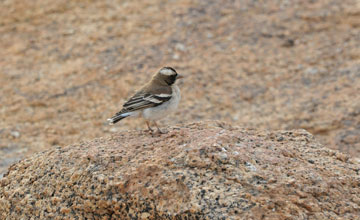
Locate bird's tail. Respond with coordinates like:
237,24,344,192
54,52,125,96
107,114,129,125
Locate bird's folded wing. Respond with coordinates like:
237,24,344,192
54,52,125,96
119,92,172,113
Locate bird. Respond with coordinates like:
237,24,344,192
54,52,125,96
107,67,183,134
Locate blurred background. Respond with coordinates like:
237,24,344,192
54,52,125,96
0,0,359,177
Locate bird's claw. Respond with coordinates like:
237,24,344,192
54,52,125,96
156,129,168,134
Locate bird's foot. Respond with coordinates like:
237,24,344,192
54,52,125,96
145,128,154,133
153,122,167,135
156,128,168,134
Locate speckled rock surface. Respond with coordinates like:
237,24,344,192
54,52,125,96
1,121,359,219
1,0,360,176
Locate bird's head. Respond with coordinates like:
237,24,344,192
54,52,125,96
153,67,184,86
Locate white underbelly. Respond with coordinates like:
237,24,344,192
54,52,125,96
142,85,181,121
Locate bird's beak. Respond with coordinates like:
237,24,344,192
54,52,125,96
177,74,184,79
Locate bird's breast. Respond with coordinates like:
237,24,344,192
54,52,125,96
142,85,181,121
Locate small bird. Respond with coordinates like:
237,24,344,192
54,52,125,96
107,67,183,134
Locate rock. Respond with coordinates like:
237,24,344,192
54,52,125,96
175,43,186,52
1,0,360,178
1,122,359,219
305,67,319,75
281,39,295,47
10,131,20,138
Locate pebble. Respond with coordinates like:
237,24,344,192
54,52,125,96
10,131,20,138
175,43,186,51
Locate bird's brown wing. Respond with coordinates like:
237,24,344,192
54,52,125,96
116,86,172,115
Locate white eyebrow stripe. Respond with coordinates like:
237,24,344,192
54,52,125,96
160,69,175,76
154,93,172,97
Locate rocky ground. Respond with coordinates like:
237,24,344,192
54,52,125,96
1,121,359,219
0,0,360,176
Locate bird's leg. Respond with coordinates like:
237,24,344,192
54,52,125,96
146,120,153,133
154,121,167,134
